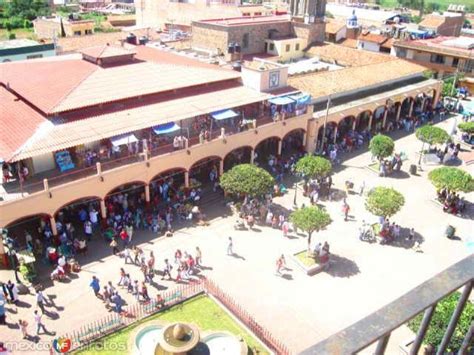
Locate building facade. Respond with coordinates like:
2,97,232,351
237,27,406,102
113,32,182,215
0,39,56,62
392,36,474,78
34,16,95,39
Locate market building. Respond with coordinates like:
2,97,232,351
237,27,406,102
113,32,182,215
0,37,441,263
0,39,56,63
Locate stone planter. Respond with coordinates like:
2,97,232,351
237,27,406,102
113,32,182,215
292,250,329,276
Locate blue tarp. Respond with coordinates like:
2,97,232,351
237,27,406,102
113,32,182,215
289,93,311,106
211,109,239,121
153,122,180,135
268,96,295,105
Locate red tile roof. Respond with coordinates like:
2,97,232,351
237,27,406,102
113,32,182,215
359,33,389,45
0,86,48,161
0,46,239,115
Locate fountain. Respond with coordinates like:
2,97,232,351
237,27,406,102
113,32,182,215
132,322,247,355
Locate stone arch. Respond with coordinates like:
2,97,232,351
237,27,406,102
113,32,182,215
223,146,253,171
401,97,413,117
4,213,51,248
189,156,221,184
282,128,306,155
371,106,386,133
355,110,372,132
338,115,356,138
149,168,187,185
254,136,281,163
104,181,147,202
53,196,102,219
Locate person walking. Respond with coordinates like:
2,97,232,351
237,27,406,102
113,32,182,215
342,199,350,222
275,256,283,276
109,238,119,255
117,268,126,286
195,247,202,267
147,251,155,274
36,290,46,314
90,276,100,298
123,247,133,265
161,259,173,280
84,220,93,241
19,319,29,339
34,310,48,335
227,237,233,256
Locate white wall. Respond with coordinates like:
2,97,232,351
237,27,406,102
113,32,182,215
32,152,56,174
335,27,347,42
357,40,380,53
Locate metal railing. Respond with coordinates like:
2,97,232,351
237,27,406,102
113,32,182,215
300,254,474,355
59,278,289,354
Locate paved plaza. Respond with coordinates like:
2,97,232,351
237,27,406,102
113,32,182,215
1,116,472,354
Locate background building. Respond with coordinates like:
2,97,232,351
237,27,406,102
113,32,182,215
391,36,474,77
0,39,56,62
34,16,95,39
418,12,465,37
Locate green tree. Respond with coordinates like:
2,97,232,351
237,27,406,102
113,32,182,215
458,122,474,135
408,292,474,352
365,186,405,219
415,125,450,146
428,167,474,193
289,206,331,246
295,155,332,181
219,164,275,197
369,134,395,161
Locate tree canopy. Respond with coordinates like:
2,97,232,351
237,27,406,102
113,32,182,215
295,155,332,180
428,167,474,193
408,292,473,352
1,0,50,30
458,122,474,135
365,186,405,219
415,125,450,146
219,164,275,197
369,134,395,161
289,206,331,244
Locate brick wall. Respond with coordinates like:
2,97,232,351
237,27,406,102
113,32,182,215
438,16,464,37
292,21,325,49
34,19,61,39
192,21,293,55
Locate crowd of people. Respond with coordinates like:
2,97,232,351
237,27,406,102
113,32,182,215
438,189,466,215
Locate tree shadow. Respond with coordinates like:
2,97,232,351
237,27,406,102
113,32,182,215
388,170,411,179
388,229,425,250
325,254,360,278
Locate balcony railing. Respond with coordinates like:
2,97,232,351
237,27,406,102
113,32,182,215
300,254,474,355
0,111,306,201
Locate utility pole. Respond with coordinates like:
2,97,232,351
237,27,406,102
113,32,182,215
319,95,331,153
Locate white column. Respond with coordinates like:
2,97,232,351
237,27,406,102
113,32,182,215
408,100,414,117
184,171,190,188
396,104,402,121
382,109,388,130
145,184,150,203
333,126,338,144
250,149,255,164
219,160,224,176
50,216,58,236
100,199,107,219
277,140,282,155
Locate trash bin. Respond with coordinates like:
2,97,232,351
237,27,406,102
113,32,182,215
409,164,417,175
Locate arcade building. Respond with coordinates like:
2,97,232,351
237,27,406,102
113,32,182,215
0,38,440,264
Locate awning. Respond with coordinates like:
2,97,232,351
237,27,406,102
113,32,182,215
153,122,180,135
268,96,295,105
289,93,312,106
211,109,239,121
111,133,138,147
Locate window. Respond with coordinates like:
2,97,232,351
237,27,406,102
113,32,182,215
397,48,407,58
242,33,249,49
285,44,290,52
254,12,262,16
73,31,82,36
295,43,300,51
26,54,43,60
269,43,275,51
430,54,445,64
452,57,459,68
85,29,93,35
242,12,250,16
